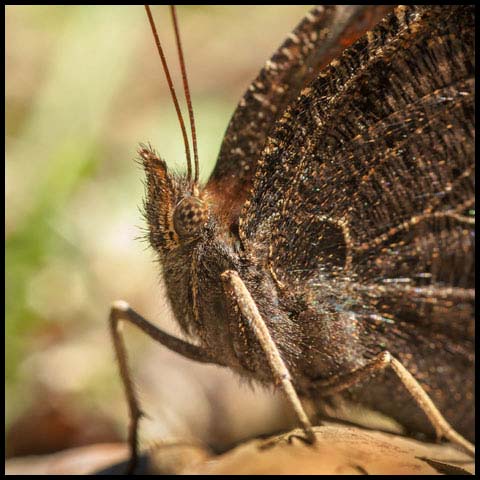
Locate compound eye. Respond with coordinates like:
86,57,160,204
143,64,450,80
173,196,209,239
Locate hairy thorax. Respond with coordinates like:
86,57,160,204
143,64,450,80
161,217,309,384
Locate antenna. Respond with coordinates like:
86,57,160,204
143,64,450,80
170,5,200,184
144,5,193,183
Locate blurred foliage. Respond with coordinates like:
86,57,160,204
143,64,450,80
6,5,312,453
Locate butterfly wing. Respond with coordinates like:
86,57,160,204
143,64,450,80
206,5,394,218
239,5,474,438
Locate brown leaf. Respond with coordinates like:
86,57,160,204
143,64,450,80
5,423,475,475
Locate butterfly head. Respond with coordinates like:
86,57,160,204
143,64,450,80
139,145,210,254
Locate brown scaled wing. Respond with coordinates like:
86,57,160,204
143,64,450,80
207,5,394,218
240,5,474,440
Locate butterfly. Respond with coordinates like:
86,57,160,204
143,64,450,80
109,5,474,472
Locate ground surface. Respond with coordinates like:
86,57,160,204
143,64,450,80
5,422,474,475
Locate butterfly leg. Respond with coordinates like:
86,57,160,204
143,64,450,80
221,270,316,445
109,300,220,474
313,351,474,456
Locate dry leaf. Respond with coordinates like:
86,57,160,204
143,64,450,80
5,422,474,475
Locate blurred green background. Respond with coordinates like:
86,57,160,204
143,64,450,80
6,5,312,457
